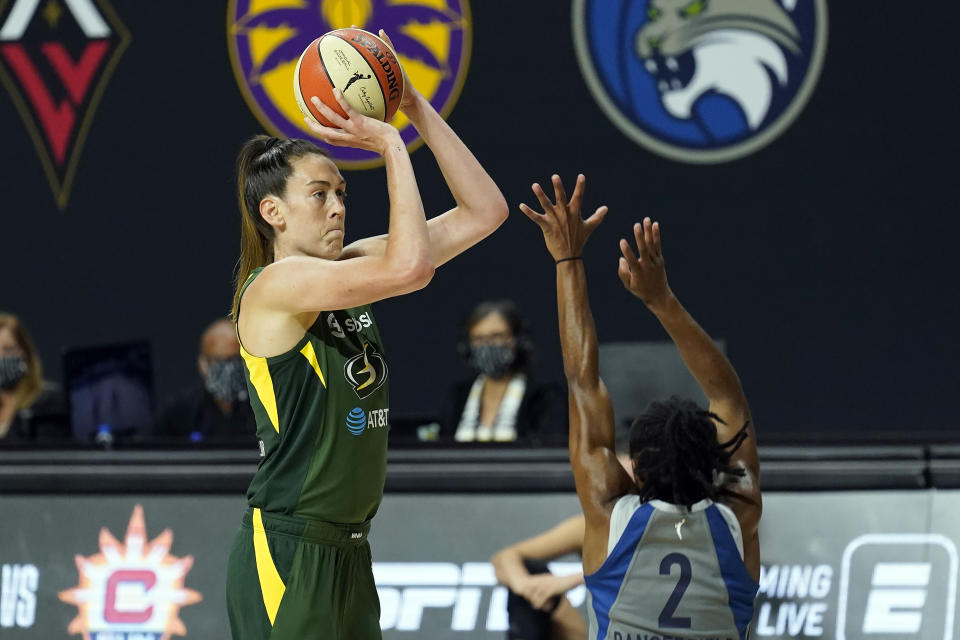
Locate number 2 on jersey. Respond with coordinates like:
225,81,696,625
658,553,692,628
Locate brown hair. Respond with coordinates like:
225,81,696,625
230,135,330,321
0,313,43,409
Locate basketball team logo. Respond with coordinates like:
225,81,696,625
344,342,387,399
58,505,202,640
572,0,828,163
228,0,472,169
0,0,129,208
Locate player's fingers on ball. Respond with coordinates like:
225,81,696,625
331,89,357,119
531,183,554,212
312,97,348,128
551,174,568,207
378,29,395,49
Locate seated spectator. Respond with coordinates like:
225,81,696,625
0,313,68,444
440,300,567,443
156,318,256,442
490,433,634,640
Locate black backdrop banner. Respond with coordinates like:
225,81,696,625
1,0,957,438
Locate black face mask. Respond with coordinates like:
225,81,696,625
468,344,515,379
0,356,27,391
204,357,248,404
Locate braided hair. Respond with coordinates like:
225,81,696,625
629,396,751,510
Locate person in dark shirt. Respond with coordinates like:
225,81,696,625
156,318,256,442
440,300,567,444
0,313,68,445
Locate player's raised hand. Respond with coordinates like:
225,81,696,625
304,89,403,156
520,174,608,263
618,217,671,308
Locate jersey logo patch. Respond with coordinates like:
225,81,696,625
344,342,388,399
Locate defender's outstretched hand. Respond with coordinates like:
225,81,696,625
617,217,671,308
303,89,402,156
520,174,608,262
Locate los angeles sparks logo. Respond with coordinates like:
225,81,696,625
573,0,827,163
0,0,129,208
228,0,471,169
58,505,202,640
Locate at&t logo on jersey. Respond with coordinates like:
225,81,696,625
227,0,472,170
346,406,389,435
58,505,202,640
572,0,827,163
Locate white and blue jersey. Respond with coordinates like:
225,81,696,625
585,496,759,640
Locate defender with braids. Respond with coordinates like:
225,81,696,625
521,175,760,640
226,32,508,640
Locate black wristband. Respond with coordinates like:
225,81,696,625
555,256,583,265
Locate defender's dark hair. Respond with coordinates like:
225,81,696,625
630,396,750,510
459,299,534,374
230,135,330,321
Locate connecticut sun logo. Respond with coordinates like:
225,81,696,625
58,505,202,640
573,0,827,163
228,0,471,169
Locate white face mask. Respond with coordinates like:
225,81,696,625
0,356,27,391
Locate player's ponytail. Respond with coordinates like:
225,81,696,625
230,135,330,321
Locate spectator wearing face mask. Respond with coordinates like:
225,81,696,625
0,313,68,444
440,300,567,443
155,318,256,442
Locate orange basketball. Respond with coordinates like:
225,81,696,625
294,28,405,128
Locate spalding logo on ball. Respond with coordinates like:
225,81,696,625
294,29,405,127
228,0,471,170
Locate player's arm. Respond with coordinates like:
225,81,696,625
490,515,584,595
340,30,508,267
521,175,634,572
250,92,434,313
617,219,761,527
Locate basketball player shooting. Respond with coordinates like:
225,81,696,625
520,175,761,639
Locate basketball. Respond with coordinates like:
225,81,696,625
294,28,405,128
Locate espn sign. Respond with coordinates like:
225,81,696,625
837,534,958,640
374,562,585,632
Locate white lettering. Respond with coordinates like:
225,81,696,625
0,565,38,629
396,588,457,630
15,565,37,628
805,602,826,636
758,564,833,599
862,562,930,633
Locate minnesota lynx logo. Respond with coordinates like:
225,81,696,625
0,0,129,208
573,0,827,163
228,0,472,170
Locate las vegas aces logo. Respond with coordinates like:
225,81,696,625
0,0,130,208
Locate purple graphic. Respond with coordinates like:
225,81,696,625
228,0,471,168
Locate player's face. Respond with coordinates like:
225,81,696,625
281,154,347,260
